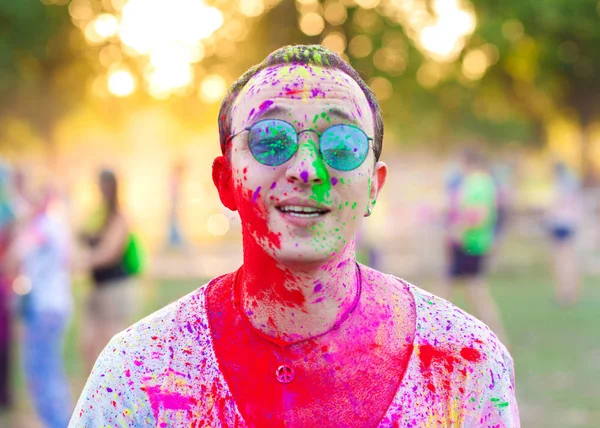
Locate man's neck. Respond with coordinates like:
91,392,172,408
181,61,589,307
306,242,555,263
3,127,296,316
237,243,361,344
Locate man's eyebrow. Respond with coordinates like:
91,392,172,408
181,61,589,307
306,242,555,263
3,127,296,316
247,104,288,126
326,107,359,125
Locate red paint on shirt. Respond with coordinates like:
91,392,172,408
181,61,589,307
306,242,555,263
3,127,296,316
460,347,482,362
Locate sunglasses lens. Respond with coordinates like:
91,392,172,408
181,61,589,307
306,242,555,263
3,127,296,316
248,120,298,166
320,125,369,171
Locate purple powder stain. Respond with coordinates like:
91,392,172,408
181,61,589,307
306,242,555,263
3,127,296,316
270,181,277,189
259,99,274,112
106,387,113,392
323,353,334,363
489,369,496,390
353,100,363,117
252,186,261,203
310,88,325,98
249,100,274,122
313,297,325,303
331,177,338,186
314,283,323,292
300,170,309,183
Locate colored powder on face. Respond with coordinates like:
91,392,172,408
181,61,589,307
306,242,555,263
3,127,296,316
314,283,323,292
307,146,332,205
248,100,274,123
285,88,304,96
311,88,325,98
270,182,277,189
300,171,309,183
331,177,338,186
252,186,261,203
238,185,281,251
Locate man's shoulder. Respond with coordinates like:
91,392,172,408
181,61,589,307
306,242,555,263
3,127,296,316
402,279,510,360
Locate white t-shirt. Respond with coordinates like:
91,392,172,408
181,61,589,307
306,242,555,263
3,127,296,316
70,274,519,427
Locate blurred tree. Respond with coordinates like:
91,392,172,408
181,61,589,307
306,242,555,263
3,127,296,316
0,0,91,156
471,0,600,182
2,0,600,183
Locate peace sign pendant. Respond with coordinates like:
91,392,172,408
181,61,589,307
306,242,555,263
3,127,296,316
276,364,295,383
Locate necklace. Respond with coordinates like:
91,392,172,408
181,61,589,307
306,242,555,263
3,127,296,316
233,263,363,384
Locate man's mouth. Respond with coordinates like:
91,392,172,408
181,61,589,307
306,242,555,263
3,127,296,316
276,205,331,218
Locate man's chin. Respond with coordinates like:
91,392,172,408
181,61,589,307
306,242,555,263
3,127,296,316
272,248,339,269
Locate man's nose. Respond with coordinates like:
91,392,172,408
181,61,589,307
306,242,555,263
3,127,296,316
285,131,326,185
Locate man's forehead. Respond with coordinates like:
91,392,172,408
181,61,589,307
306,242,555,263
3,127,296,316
231,63,371,127
235,64,360,104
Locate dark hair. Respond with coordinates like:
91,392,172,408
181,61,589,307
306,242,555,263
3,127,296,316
461,147,485,166
218,45,384,161
99,169,119,215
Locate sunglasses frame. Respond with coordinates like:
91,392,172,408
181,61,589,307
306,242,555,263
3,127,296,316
226,118,374,171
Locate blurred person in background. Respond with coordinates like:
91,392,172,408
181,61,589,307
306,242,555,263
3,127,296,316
439,148,509,346
8,177,73,428
545,161,583,306
489,161,516,270
166,160,186,249
79,169,139,374
72,45,518,427
0,161,15,411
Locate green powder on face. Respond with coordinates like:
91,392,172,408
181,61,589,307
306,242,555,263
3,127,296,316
351,202,357,210
295,66,312,80
306,142,332,205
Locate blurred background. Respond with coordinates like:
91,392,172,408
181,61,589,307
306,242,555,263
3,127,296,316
0,0,599,427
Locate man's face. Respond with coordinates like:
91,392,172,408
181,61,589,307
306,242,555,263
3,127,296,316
222,64,386,266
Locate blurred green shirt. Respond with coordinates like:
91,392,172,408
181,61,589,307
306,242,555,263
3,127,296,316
459,171,497,256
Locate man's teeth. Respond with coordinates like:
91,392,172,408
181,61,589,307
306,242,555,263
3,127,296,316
279,205,327,216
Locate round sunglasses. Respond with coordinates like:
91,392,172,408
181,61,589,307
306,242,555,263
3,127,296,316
226,119,373,171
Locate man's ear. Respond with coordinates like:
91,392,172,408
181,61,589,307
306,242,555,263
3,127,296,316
370,161,387,201
212,156,238,211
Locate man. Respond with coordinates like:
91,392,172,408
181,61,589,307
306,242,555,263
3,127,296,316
70,45,519,427
439,149,509,346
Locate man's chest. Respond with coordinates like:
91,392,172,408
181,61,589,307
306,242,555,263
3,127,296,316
216,325,411,427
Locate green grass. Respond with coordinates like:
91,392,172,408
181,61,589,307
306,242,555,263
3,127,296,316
3,271,599,427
